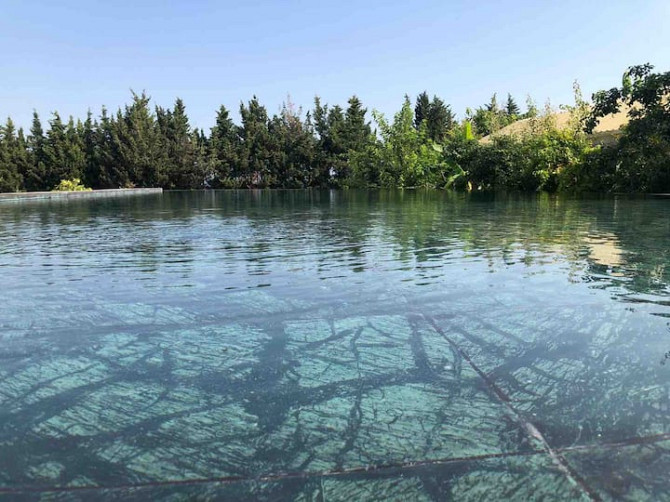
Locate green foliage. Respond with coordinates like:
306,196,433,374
267,98,317,188
95,107,122,188
414,92,455,142
586,64,670,192
470,93,510,137
208,105,241,188
351,97,462,188
43,113,81,188
81,111,99,189
342,95,373,180
312,98,346,186
113,91,167,188
1,65,667,194
157,98,204,189
414,92,431,130
464,121,474,141
506,94,520,118
524,96,539,120
310,95,373,187
0,118,26,192
25,111,48,191
426,96,454,142
466,102,597,192
238,96,272,187
53,178,91,191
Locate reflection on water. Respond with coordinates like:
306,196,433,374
584,233,624,269
0,190,668,500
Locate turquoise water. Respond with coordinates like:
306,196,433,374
0,190,669,501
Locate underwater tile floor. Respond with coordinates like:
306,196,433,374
0,288,668,501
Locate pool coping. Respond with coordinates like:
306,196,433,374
0,188,163,202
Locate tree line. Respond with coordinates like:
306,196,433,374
0,63,668,193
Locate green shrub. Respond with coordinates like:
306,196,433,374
53,178,92,192
586,64,670,192
463,99,597,192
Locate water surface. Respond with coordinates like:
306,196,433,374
1,190,669,500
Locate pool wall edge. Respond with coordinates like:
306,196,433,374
0,188,163,201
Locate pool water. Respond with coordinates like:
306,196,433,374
0,190,668,501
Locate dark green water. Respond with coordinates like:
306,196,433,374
0,190,668,501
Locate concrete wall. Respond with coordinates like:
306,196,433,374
0,188,163,202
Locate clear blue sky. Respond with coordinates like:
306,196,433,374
1,0,668,131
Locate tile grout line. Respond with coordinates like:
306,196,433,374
422,313,602,502
0,429,668,495
0,451,546,495
560,432,670,452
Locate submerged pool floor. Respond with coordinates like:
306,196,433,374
1,287,668,501
1,191,669,500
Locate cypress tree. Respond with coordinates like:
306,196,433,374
341,95,372,181
209,105,241,187
14,128,31,190
323,104,347,183
486,93,499,112
311,97,341,186
239,96,271,187
26,111,48,190
413,93,455,142
506,93,520,117
65,116,86,181
160,98,201,188
426,96,454,142
191,127,210,188
97,106,122,188
271,98,315,187
414,91,431,130
0,118,24,192
43,112,69,188
113,91,166,187
81,111,100,188
344,96,371,150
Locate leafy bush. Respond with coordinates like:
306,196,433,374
349,98,468,188
586,64,670,192
53,178,92,192
461,92,597,192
